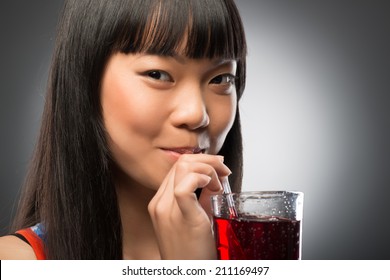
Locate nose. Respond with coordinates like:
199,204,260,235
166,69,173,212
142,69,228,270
169,85,210,130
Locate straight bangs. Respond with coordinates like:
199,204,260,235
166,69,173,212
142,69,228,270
114,0,246,61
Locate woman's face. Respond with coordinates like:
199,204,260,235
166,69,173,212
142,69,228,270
101,52,237,190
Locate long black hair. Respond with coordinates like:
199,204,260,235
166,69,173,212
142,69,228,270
13,0,247,259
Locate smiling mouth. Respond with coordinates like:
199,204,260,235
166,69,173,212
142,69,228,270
162,147,205,155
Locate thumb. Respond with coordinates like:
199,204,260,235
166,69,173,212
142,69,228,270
198,179,224,217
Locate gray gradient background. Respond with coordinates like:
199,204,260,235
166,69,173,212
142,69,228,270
0,1,389,259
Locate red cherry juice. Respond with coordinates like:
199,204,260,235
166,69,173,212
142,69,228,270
213,215,301,260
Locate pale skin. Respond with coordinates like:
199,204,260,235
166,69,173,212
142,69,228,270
0,51,237,259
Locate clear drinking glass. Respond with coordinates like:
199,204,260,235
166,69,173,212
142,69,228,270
211,191,304,260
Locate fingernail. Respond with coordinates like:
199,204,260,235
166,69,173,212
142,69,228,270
202,174,212,184
217,155,224,162
203,175,212,188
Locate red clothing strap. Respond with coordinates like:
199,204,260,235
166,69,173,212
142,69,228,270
16,228,46,260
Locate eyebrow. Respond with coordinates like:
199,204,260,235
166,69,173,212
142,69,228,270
170,53,236,66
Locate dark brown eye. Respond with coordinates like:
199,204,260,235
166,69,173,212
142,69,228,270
210,74,236,85
147,70,172,82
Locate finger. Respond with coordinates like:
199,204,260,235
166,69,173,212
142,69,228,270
198,178,225,216
154,162,219,219
173,161,223,193
149,154,229,219
175,154,231,178
151,154,225,203
148,165,177,218
174,173,212,219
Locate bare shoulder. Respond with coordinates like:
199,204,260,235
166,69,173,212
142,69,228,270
0,235,37,260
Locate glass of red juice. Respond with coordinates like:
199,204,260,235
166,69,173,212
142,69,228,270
211,191,304,260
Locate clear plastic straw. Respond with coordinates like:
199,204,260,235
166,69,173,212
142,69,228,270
221,177,238,218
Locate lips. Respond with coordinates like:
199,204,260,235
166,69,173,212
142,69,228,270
163,147,205,155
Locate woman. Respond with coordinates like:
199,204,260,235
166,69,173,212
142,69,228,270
0,0,246,259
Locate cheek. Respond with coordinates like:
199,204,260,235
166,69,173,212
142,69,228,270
207,94,237,154
101,74,163,142
100,70,167,185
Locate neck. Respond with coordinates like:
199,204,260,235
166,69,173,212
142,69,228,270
114,169,161,260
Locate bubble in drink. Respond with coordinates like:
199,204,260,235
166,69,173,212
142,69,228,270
213,215,301,260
